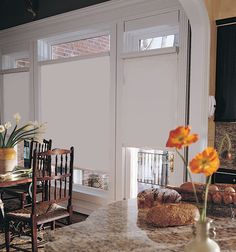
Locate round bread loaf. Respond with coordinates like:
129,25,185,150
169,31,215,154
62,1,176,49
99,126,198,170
223,187,235,205
146,203,200,227
137,188,181,209
180,182,205,191
212,191,222,204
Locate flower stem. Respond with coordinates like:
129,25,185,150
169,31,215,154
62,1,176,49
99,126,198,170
2,129,7,147
202,175,212,222
0,134,4,147
175,148,199,204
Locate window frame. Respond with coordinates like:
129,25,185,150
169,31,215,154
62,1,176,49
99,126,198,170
124,25,179,53
2,51,30,71
38,30,111,62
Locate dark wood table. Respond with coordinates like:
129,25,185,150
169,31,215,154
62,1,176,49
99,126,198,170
0,175,32,218
0,176,32,188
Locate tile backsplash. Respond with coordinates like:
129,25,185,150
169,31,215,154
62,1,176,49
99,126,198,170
215,122,236,170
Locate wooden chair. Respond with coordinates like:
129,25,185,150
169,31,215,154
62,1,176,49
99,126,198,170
3,139,52,209
4,147,74,252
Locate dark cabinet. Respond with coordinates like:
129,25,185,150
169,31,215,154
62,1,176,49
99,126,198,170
215,19,236,122
212,168,236,184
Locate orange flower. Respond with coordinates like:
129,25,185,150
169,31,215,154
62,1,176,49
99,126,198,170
189,147,220,176
166,126,198,149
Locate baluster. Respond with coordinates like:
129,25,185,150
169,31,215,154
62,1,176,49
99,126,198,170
48,155,51,201
158,154,161,185
165,152,169,186
149,153,151,183
143,152,146,183
64,154,68,198
137,152,141,182
54,155,58,200
151,153,154,185
154,154,157,184
60,154,63,199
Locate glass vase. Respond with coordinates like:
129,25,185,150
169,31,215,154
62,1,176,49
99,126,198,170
184,219,220,252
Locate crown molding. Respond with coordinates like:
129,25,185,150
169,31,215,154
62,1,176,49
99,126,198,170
0,0,180,46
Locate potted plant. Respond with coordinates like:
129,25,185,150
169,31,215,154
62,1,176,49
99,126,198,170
0,113,46,174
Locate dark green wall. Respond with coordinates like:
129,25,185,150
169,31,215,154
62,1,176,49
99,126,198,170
0,0,110,30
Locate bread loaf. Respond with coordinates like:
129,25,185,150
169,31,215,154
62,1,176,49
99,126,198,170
146,203,199,227
223,187,235,205
137,188,181,209
180,182,205,191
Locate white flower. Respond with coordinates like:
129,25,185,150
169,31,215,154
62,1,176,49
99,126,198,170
33,134,43,144
38,122,47,133
4,121,11,130
13,113,21,124
0,125,5,133
30,121,39,127
24,124,34,131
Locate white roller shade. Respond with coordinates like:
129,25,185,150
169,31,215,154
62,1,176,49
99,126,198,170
122,53,178,149
41,56,111,172
125,11,179,32
3,72,30,123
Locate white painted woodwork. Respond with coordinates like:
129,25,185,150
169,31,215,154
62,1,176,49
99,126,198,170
179,0,210,183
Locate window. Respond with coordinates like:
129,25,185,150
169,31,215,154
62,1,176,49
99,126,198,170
139,34,176,51
124,11,179,53
41,55,112,176
51,35,110,59
15,58,30,68
73,168,109,191
2,51,30,70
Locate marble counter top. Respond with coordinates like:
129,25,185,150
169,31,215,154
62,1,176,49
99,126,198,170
45,199,236,252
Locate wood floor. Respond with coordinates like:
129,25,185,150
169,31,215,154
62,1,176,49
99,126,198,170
0,212,88,252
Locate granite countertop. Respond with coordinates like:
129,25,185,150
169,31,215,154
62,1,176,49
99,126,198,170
45,199,236,252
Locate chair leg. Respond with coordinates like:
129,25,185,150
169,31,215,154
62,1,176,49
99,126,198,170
5,219,10,252
31,220,38,252
67,206,73,225
67,212,73,225
51,221,55,230
21,193,26,209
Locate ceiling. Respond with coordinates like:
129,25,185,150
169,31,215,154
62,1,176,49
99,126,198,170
0,0,110,30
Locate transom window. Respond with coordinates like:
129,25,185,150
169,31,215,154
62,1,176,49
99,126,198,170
15,58,30,68
51,35,110,59
139,34,176,51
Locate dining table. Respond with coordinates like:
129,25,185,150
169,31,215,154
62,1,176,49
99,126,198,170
0,173,32,218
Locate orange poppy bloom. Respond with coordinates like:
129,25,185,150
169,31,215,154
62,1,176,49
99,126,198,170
189,147,220,176
166,126,198,149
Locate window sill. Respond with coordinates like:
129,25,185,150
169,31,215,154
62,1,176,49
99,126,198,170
73,184,109,198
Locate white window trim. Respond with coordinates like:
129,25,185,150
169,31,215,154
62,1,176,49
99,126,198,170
39,52,110,66
0,67,29,75
121,46,178,60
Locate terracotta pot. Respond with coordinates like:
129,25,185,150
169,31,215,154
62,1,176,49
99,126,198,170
0,148,16,174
